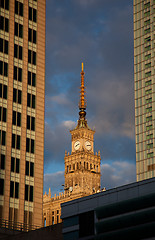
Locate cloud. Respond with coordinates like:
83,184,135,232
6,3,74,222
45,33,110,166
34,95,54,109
44,171,64,196
44,0,136,192
101,161,136,190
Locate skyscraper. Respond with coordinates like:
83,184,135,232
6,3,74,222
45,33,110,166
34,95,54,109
134,0,155,181
0,0,45,230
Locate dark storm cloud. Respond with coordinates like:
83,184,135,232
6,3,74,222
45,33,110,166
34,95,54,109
44,0,136,188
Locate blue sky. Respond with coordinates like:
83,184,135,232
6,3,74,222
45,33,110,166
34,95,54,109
44,0,136,196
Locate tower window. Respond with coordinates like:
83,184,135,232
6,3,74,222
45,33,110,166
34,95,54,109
0,106,7,122
26,138,35,154
0,130,6,145
15,0,23,16
25,161,34,177
27,93,35,109
13,88,22,104
0,38,8,54
25,185,33,202
29,7,37,22
12,111,21,126
14,66,22,82
28,71,36,87
0,16,9,32
0,61,8,77
28,50,36,65
10,181,19,198
0,154,5,170
11,157,20,173
28,28,37,44
12,134,20,149
27,115,35,131
0,0,9,10
0,179,4,195
14,44,23,59
14,22,23,38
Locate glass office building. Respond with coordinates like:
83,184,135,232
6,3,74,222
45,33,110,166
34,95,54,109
134,0,155,181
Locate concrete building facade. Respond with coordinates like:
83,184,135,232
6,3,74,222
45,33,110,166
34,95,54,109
43,63,101,227
134,0,155,181
61,177,155,240
0,0,45,230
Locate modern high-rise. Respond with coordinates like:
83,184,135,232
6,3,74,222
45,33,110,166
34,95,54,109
0,0,45,230
134,0,155,181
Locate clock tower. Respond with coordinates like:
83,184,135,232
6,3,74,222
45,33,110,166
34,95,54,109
64,63,101,195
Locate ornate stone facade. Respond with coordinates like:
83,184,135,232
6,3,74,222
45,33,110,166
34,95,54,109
43,63,101,226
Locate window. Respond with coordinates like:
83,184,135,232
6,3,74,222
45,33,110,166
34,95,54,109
144,11,150,17
28,28,37,44
52,217,54,225
144,28,150,34
0,179,4,195
144,2,150,9
0,0,9,10
146,107,152,113
0,84,7,99
27,93,35,109
26,138,35,153
0,16,9,32
146,98,152,104
145,71,151,78
28,50,36,65
145,89,152,95
14,66,22,82
0,61,8,77
146,125,152,131
147,152,153,158
12,134,20,149
145,45,151,52
146,116,152,122
147,143,153,149
145,54,151,60
146,133,153,140
144,19,150,26
0,106,7,122
10,181,19,198
0,154,5,170
29,7,37,22
15,0,23,16
27,115,35,131
25,184,33,202
12,111,21,126
0,130,6,145
144,36,151,43
14,44,22,60
14,22,23,38
25,161,34,177
11,157,20,173
145,80,151,87
13,88,22,104
0,38,8,54
28,71,36,87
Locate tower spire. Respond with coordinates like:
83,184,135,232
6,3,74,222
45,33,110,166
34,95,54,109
79,62,87,120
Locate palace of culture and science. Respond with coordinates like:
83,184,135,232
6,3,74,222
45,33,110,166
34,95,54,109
43,63,102,226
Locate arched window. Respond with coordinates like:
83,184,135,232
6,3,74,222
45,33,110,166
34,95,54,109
44,218,46,227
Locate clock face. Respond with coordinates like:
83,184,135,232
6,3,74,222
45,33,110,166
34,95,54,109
85,141,91,150
74,141,80,150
